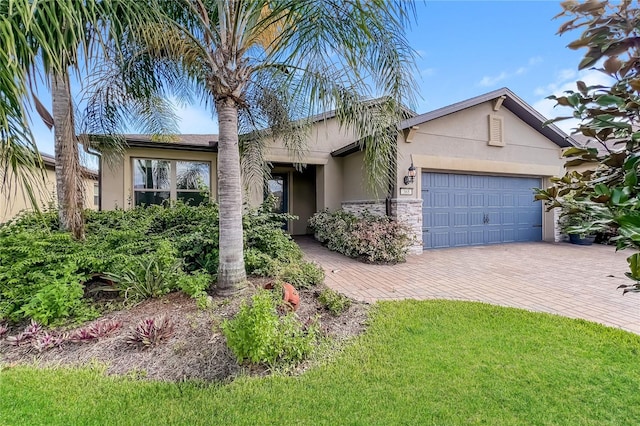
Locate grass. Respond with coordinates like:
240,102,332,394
2,300,640,425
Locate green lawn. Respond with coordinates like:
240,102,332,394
2,300,639,425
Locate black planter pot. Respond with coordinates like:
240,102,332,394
569,233,596,246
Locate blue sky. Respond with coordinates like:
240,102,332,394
32,0,612,156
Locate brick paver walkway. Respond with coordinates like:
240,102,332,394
298,237,640,335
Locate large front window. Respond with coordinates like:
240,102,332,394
133,159,210,206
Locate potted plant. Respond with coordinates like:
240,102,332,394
558,199,600,245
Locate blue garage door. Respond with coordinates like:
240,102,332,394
422,173,542,249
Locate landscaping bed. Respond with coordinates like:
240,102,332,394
0,281,369,382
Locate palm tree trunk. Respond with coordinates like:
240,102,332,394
52,71,85,240
216,97,247,295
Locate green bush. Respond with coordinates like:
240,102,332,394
105,241,183,303
309,210,411,263
221,290,318,366
0,199,315,324
176,270,211,298
279,261,325,289
318,288,351,316
244,248,278,277
18,268,98,326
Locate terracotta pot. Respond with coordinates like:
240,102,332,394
282,283,300,311
262,282,300,311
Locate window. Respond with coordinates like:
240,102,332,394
133,158,210,206
93,182,99,207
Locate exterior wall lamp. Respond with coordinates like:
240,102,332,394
403,163,417,185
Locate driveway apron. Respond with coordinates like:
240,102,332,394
298,237,640,335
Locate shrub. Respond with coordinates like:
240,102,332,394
244,247,278,277
176,271,211,297
221,290,318,366
0,199,313,325
309,210,411,263
177,271,213,309
244,198,303,263
318,288,351,316
105,241,182,304
279,261,325,290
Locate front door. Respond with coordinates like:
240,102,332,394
267,174,289,231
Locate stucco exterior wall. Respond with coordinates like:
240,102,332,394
265,118,359,163
394,101,565,244
101,147,217,210
341,150,388,202
1,166,97,223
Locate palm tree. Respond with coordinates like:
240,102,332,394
0,0,46,214
0,0,181,238
143,0,417,295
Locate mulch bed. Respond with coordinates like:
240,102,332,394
0,280,369,382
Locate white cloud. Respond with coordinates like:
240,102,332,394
532,68,615,134
528,56,543,66
420,68,436,77
479,71,509,87
478,56,544,87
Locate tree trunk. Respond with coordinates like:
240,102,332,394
215,97,247,295
52,71,85,240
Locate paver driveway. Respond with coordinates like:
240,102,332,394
298,238,640,335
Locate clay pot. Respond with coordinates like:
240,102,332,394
282,283,300,311
263,282,300,311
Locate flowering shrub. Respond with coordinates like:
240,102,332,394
309,210,411,263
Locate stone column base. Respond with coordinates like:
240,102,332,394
390,198,423,255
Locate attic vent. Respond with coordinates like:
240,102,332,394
488,114,504,147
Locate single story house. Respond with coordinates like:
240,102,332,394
0,153,98,223
95,87,576,253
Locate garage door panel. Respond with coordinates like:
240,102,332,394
487,177,502,189
502,193,515,207
487,193,501,207
486,228,502,244
453,192,468,207
433,212,449,227
470,175,484,188
501,211,515,225
469,211,484,226
469,230,484,245
431,232,450,248
422,172,542,249
518,194,534,206
431,173,450,188
469,193,484,207
503,228,516,242
487,211,500,226
433,192,449,207
453,174,469,188
453,212,467,226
